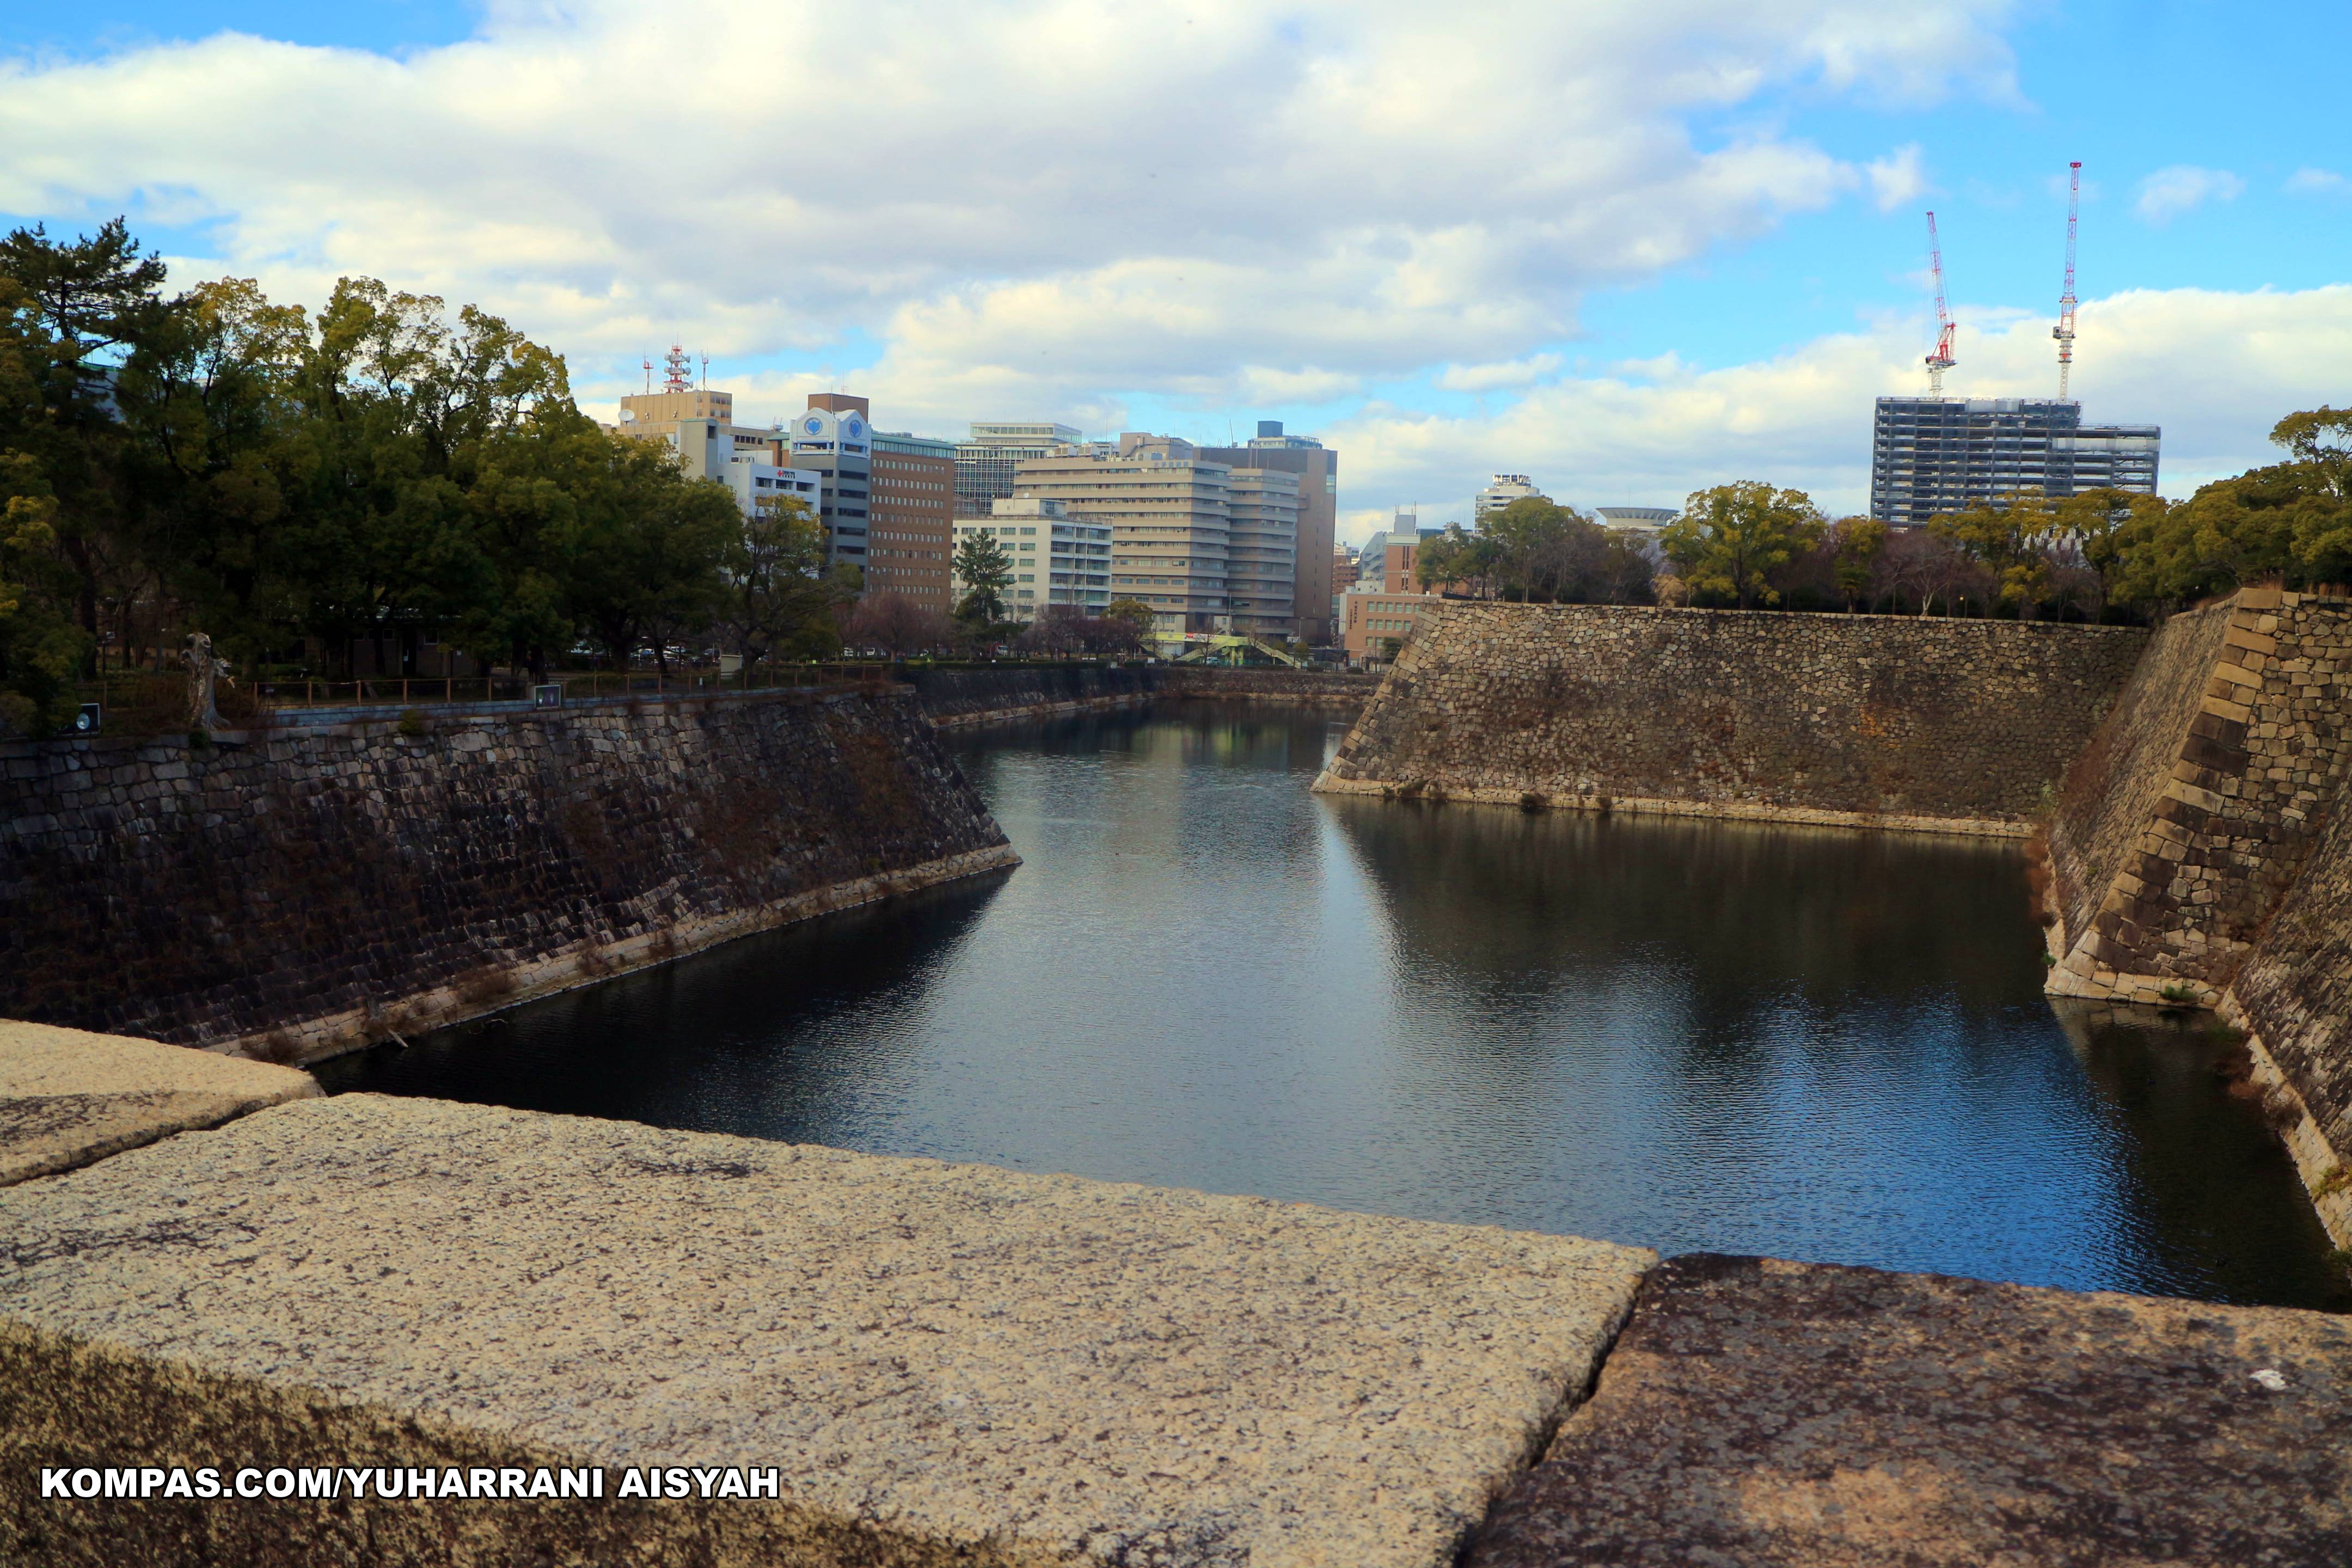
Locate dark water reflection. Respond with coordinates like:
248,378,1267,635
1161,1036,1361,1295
322,705,2349,1310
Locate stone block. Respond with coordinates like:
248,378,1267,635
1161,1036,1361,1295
0,1095,1653,1568
1466,1254,2352,1568
0,1020,318,1187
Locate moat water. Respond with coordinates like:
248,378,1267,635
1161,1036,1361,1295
322,704,2351,1311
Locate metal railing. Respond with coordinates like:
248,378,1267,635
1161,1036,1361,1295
69,664,904,737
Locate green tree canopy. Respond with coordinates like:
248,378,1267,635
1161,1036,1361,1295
953,531,1013,623
1662,482,1825,609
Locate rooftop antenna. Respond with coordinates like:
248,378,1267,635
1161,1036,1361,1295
700,352,710,391
641,355,653,395
661,344,692,393
1924,211,1956,399
2054,161,2082,401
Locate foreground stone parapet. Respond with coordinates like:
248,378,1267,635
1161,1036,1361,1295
0,1020,317,1187
1467,1253,2352,1567
0,1094,1652,1567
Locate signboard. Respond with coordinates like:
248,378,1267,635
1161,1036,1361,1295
74,702,101,735
532,684,563,709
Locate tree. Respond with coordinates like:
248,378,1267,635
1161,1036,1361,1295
0,220,170,663
0,278,87,732
1661,482,1825,609
953,531,1013,623
562,432,743,671
1414,523,1499,598
1871,526,1991,617
1415,500,1655,604
1103,597,1154,653
844,591,948,660
720,492,853,665
1828,517,1886,610
1929,492,2063,613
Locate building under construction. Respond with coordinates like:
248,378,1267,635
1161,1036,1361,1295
1868,398,2160,526
1869,165,2160,526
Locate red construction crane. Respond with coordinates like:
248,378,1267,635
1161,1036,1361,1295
1924,211,1956,397
2054,161,2082,401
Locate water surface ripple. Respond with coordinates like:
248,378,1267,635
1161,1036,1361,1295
323,705,2350,1310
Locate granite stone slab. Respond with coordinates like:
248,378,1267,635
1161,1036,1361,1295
0,1093,1653,1567
1467,1253,2352,1568
0,1020,318,1187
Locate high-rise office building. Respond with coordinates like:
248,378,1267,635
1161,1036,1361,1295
1222,467,1302,638
1015,434,1239,637
955,422,1084,519
1196,420,1337,643
782,394,874,569
1869,397,2160,527
868,431,955,610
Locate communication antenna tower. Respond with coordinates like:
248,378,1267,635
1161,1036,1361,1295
641,356,653,394
1924,211,1956,398
2054,161,2082,401
661,344,692,393
700,353,709,390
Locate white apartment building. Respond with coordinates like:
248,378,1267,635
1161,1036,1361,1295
723,454,822,521
953,498,1112,620
1475,474,1545,519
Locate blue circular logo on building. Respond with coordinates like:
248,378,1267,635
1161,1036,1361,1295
805,416,823,434
846,418,863,437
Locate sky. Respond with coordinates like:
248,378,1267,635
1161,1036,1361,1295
3,1,2347,545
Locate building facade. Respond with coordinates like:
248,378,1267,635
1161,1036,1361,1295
721,458,822,524
955,422,1085,519
1339,589,1442,664
1195,420,1336,644
1869,397,2161,527
1593,506,1675,534
612,381,824,527
868,431,955,611
1222,467,1302,638
1015,436,1236,635
952,498,1112,621
1475,474,1543,519
783,394,878,571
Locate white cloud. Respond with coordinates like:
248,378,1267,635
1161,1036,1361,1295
2135,166,2245,225
0,0,2016,426
1326,284,2352,539
1436,354,1564,393
1866,144,1928,212
2286,167,2347,197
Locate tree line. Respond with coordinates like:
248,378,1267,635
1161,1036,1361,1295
0,220,859,736
1414,409,2352,623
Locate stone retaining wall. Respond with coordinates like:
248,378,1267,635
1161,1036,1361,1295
0,690,1014,1062
910,664,1374,727
2045,591,2352,1008
1315,603,2148,834
2030,587,2352,1245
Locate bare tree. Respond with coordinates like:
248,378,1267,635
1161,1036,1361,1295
843,592,950,660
